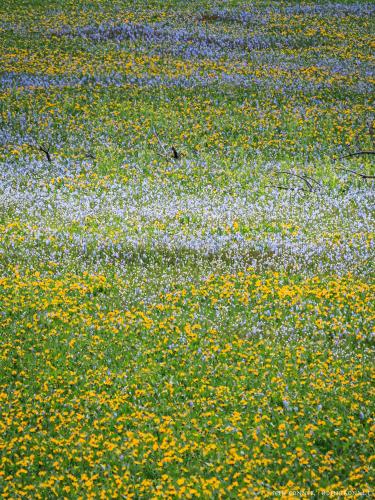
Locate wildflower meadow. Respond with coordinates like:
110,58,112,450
0,0,374,497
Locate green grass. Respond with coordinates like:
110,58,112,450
0,0,374,497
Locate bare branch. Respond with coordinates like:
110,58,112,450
339,151,375,159
38,144,52,162
336,167,375,180
265,184,309,193
300,173,322,188
275,170,315,192
151,127,169,156
171,146,180,159
26,142,52,162
151,127,182,160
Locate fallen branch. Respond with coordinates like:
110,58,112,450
339,151,375,159
26,142,53,162
336,167,375,180
265,184,309,193
38,144,52,162
152,127,169,156
171,146,180,159
275,170,317,192
151,127,181,160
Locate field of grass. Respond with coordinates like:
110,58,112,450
0,0,374,497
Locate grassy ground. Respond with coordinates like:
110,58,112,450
0,0,374,497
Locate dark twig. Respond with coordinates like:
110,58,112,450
152,127,169,156
339,151,375,159
300,173,322,188
275,171,316,192
266,184,309,193
152,127,181,160
171,146,180,159
336,167,375,180
38,144,52,162
26,142,52,162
